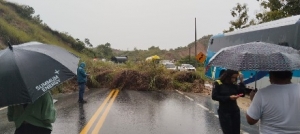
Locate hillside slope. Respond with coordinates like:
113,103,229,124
0,0,213,62
0,1,93,58
0,1,208,94
162,34,211,60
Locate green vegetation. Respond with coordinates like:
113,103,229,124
0,1,210,94
0,1,92,56
90,61,205,92
255,0,300,23
95,43,113,59
225,0,300,32
114,35,211,62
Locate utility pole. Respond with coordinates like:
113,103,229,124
189,46,191,64
194,18,197,68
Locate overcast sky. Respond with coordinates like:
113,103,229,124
7,0,261,50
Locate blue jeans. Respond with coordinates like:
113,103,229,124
78,83,85,101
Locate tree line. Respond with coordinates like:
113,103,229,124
224,0,300,33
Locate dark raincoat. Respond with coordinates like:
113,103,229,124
212,80,246,134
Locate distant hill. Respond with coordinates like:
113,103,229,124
171,34,211,58
114,35,212,61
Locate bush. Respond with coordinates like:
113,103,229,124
110,69,150,90
82,61,206,92
173,71,200,83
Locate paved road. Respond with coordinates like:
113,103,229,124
0,89,258,134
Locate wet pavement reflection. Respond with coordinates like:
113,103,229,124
0,89,258,134
78,103,86,133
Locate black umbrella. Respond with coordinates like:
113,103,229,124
0,41,79,107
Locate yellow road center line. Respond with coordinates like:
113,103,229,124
92,89,120,134
80,90,116,134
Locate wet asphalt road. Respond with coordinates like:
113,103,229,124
0,88,259,134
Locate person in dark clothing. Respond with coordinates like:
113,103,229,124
77,62,88,103
212,69,246,134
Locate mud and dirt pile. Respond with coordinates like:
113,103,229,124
110,69,150,90
173,71,198,83
95,70,114,87
59,62,207,93
52,77,82,94
91,68,207,92
172,71,206,92
192,79,205,93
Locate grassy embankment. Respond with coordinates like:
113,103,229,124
0,1,209,94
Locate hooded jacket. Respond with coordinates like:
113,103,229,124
7,92,56,130
77,62,87,84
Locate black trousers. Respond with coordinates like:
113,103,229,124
217,109,241,134
15,123,52,134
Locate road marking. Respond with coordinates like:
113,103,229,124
92,89,120,134
176,90,250,133
175,90,184,95
0,107,7,111
80,89,116,134
184,95,194,101
176,90,194,101
241,131,249,134
196,103,209,111
53,99,58,103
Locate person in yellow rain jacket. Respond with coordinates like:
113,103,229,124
7,91,56,134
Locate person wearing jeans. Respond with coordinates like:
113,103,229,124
77,62,88,103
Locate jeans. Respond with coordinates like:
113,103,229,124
78,83,85,101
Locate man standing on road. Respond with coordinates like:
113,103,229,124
77,62,88,103
246,71,300,133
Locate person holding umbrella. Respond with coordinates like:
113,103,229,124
77,62,88,103
0,41,79,134
206,41,300,133
212,69,246,134
7,92,56,134
246,71,300,133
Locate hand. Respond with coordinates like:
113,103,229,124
230,95,240,100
